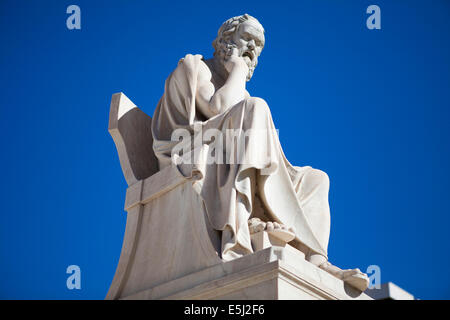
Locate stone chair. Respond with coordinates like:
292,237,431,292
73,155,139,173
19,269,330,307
106,92,372,300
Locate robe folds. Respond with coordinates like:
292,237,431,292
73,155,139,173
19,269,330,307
152,54,329,260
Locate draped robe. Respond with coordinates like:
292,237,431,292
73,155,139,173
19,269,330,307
152,54,329,260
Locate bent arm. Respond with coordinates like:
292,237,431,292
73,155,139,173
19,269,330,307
209,66,247,115
196,60,248,118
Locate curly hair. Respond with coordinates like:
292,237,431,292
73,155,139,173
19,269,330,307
212,14,265,57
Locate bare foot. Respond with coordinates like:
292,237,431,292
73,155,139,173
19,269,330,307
248,218,295,234
248,218,296,243
248,217,267,234
248,218,369,291
319,261,369,291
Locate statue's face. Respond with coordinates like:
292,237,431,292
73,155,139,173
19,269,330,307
232,20,265,67
227,20,264,81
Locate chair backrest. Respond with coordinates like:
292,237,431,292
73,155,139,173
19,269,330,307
108,92,159,186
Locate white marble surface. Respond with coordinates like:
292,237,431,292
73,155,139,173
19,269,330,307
122,245,372,300
107,14,371,299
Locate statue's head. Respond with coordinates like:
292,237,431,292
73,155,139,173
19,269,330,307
212,14,265,81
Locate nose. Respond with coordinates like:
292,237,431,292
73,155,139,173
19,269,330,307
247,39,255,50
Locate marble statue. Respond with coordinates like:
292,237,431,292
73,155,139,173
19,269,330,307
150,14,369,291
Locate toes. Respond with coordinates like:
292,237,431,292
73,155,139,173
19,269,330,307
254,220,296,235
342,270,369,291
342,269,359,278
255,222,266,233
248,218,267,234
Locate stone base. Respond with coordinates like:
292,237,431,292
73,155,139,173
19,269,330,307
121,245,372,300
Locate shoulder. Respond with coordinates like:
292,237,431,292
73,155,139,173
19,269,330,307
177,54,211,83
178,54,203,68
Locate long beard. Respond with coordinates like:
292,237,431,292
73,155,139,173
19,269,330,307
218,45,258,81
238,47,258,81
246,63,256,81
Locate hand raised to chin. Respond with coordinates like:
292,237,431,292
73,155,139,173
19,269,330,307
224,47,249,75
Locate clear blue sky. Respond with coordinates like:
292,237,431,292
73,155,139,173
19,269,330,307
1,0,449,300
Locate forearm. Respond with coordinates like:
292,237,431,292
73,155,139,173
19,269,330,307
210,67,247,114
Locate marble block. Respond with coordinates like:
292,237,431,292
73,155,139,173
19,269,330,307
119,244,372,300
